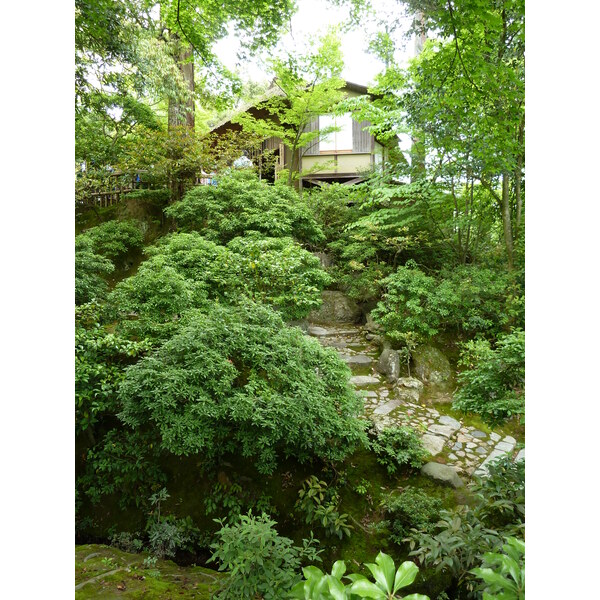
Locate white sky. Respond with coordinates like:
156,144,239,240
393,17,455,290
214,0,416,87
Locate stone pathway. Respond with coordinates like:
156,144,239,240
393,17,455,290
307,322,523,479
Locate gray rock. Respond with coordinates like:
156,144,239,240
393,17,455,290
364,312,382,332
373,399,404,416
475,446,488,455
466,442,477,449
395,377,424,402
473,449,511,478
452,442,463,451
448,453,458,461
308,325,330,336
495,440,516,453
377,348,401,382
421,462,464,488
308,291,361,324
342,354,372,365
412,345,452,385
515,449,525,462
421,434,445,456
312,251,334,269
490,432,501,442
427,424,456,438
471,430,487,439
438,415,461,429
503,435,517,445
362,391,378,398
350,375,380,386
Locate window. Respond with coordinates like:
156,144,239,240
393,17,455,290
319,113,353,152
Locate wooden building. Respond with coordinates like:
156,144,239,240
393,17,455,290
210,81,391,189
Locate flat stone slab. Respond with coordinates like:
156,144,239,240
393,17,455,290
427,424,457,438
350,375,380,386
308,326,331,336
503,435,517,444
475,446,488,455
473,449,511,477
373,399,403,416
438,415,461,429
421,434,445,456
342,354,373,365
515,449,525,462
490,432,501,442
495,440,516,453
362,391,378,398
421,462,464,488
471,430,487,439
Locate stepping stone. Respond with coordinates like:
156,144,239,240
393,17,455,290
452,442,463,451
495,440,516,453
343,354,372,365
457,433,471,443
457,450,466,457
438,415,461,429
421,434,445,456
473,449,511,477
475,446,488,455
503,435,517,444
466,442,477,449
350,375,380,386
490,432,501,442
373,399,403,416
515,448,525,462
471,430,487,439
448,453,458,461
427,424,456,438
421,462,464,488
362,391,378,398
308,326,331,336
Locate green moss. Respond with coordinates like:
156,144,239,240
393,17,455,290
75,544,223,599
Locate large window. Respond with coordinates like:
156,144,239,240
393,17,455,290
319,113,353,152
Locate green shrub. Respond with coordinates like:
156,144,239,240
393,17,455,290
453,329,525,425
210,512,321,600
383,488,442,544
118,300,367,474
307,182,360,244
75,236,114,304
295,476,352,539
370,426,428,475
78,219,144,262
165,169,324,245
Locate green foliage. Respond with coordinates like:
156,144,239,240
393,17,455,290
291,551,430,599
75,302,150,437
165,170,324,245
78,219,145,262
382,488,442,545
370,426,428,475
118,300,367,474
227,235,331,320
210,512,321,600
295,476,352,540
308,183,360,245
407,456,524,596
453,330,525,425
471,537,525,600
75,236,114,304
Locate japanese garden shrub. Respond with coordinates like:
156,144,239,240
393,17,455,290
210,512,322,600
109,232,330,328
77,219,145,262
372,262,518,344
382,487,443,545
75,236,114,304
118,300,367,474
226,235,331,320
164,169,324,245
452,329,525,425
370,426,428,475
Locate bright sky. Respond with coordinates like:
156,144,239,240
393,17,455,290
214,0,416,87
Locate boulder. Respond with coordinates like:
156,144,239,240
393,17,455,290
377,348,400,382
308,291,361,324
412,345,452,385
364,312,382,332
421,434,445,456
421,462,464,488
395,377,424,402
312,251,334,269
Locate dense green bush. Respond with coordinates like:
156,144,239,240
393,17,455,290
165,169,324,245
210,512,322,600
110,232,330,327
370,426,428,475
453,329,525,425
307,182,360,244
75,236,114,304
118,300,367,474
78,219,145,262
383,488,442,544
407,456,524,597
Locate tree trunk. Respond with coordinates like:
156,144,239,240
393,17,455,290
514,119,524,240
168,38,195,130
501,171,514,270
